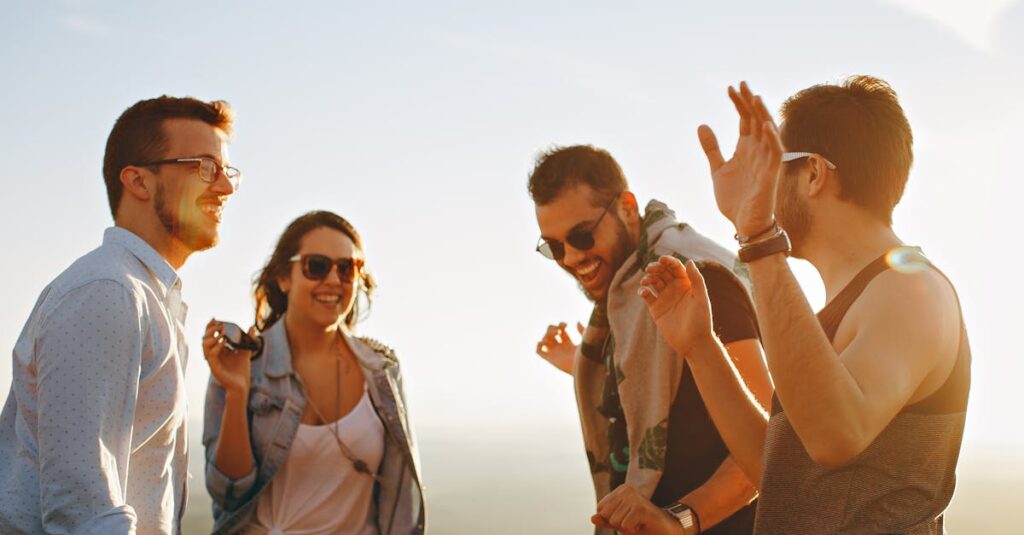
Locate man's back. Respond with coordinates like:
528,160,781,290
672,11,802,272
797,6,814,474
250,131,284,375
0,227,189,534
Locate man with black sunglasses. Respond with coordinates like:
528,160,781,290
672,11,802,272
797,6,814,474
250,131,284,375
529,145,770,534
0,96,238,534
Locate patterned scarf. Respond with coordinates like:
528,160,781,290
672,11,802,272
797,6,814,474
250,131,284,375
574,200,749,534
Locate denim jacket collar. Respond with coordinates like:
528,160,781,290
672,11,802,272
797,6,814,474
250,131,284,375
261,318,394,379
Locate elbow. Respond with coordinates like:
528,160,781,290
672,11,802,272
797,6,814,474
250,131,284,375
804,429,868,468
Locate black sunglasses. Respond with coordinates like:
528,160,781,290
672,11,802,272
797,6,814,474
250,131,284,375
289,254,364,282
536,198,617,261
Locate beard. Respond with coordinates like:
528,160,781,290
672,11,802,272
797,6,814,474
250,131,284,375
776,171,811,257
566,214,636,303
154,181,217,253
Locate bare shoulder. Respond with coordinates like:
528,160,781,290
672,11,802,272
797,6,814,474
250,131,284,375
860,266,960,327
844,265,962,395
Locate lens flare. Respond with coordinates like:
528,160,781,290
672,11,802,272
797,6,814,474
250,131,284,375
885,246,930,274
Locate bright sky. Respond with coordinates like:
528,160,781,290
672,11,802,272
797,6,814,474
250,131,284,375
1,1,1021,533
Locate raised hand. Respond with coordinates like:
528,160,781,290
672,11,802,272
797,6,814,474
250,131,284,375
592,484,684,535
699,81,785,236
638,257,715,357
535,321,584,374
203,319,254,394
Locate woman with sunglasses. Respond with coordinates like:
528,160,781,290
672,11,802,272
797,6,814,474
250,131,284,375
201,210,425,535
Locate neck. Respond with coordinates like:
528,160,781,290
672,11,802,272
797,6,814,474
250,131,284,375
115,217,190,270
800,211,902,303
285,313,342,359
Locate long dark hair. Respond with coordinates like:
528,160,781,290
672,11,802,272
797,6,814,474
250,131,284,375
253,210,377,332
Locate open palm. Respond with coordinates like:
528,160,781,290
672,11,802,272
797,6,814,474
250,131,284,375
638,257,714,356
699,82,785,236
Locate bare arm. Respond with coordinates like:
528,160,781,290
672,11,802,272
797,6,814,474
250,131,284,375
640,258,772,483
746,254,958,465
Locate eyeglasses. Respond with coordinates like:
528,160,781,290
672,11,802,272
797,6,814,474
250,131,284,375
782,152,837,170
536,198,617,261
289,254,364,282
134,156,243,190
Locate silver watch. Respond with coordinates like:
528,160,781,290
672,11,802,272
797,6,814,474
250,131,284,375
663,503,698,535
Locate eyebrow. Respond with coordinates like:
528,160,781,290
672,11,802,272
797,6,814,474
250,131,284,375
539,217,598,241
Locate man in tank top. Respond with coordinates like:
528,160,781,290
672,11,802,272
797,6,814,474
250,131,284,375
599,76,969,534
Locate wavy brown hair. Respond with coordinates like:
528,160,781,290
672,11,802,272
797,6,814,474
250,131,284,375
253,211,377,332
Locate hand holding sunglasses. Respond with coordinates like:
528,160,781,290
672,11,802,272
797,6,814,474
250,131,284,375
203,319,261,393
290,254,365,282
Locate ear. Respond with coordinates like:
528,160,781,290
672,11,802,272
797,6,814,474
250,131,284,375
806,158,832,199
619,191,640,221
277,274,291,295
119,166,154,202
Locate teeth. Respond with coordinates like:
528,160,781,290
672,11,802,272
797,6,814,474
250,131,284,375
200,205,223,218
576,261,600,276
314,295,341,304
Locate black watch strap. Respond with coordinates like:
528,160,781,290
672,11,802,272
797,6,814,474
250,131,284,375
738,228,791,263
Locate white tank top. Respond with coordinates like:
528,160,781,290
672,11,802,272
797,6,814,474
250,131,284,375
249,388,386,535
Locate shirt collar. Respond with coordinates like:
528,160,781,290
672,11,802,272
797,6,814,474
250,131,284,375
103,226,182,296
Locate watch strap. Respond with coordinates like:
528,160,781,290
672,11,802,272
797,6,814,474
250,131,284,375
738,228,791,263
664,503,700,535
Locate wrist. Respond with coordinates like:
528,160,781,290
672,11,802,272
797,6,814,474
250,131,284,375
664,503,701,535
734,218,776,241
685,332,720,361
225,384,250,400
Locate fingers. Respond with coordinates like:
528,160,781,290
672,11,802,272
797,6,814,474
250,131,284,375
728,85,752,136
697,125,725,172
684,260,709,299
762,120,784,159
576,321,585,335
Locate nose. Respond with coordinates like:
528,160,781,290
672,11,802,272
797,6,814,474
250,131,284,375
561,242,586,268
210,168,238,195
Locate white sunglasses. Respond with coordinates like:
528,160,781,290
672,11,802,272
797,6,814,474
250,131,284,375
782,152,837,170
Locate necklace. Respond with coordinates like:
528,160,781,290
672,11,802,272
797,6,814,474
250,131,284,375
301,331,378,481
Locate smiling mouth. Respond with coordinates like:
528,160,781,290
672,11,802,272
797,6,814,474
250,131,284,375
575,259,601,284
198,202,224,222
313,294,342,306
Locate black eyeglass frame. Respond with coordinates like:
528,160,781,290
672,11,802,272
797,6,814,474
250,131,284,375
289,254,364,282
133,156,243,189
536,197,618,261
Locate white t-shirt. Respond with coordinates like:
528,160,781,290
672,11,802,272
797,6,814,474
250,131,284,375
249,387,386,535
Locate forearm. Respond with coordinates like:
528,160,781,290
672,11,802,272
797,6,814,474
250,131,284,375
214,388,255,479
746,254,867,459
678,456,758,532
685,337,768,484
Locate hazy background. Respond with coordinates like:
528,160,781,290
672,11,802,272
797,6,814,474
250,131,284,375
1,1,1021,533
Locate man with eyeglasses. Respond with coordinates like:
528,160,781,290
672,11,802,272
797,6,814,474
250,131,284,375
604,77,971,534
529,145,771,534
0,96,240,534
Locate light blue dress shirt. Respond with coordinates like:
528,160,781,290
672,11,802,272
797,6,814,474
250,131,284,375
0,227,190,534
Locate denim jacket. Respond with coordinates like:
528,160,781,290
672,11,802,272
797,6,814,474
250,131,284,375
202,318,426,534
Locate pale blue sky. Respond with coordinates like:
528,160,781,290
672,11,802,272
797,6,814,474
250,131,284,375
1,1,1021,532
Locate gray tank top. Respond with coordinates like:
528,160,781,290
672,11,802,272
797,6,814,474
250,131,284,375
754,251,971,534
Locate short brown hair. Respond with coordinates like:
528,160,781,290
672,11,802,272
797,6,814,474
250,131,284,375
102,96,234,219
780,75,913,224
528,145,628,206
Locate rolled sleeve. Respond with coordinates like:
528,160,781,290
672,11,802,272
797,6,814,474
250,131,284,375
35,280,142,534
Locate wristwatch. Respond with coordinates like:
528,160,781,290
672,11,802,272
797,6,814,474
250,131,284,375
664,503,700,535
